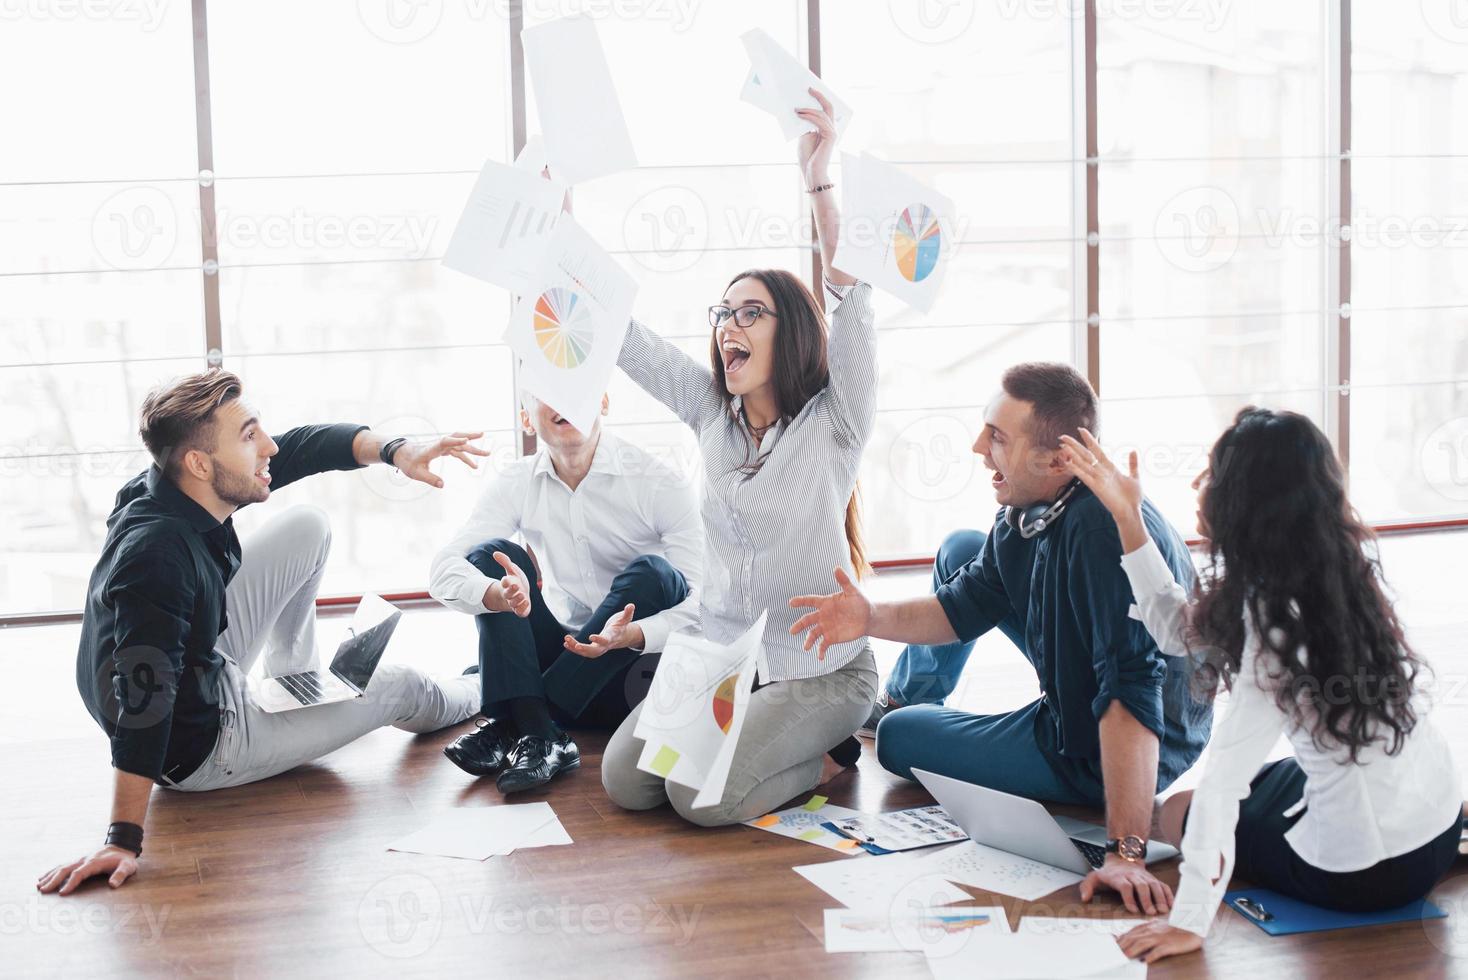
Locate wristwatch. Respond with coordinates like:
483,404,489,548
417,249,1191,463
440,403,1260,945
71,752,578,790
1105,835,1148,863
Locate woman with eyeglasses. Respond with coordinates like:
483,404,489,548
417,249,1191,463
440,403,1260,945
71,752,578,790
1057,410,1463,964
598,89,879,827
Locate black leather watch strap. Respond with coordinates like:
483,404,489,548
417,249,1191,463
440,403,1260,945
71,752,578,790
379,436,408,467
105,821,144,857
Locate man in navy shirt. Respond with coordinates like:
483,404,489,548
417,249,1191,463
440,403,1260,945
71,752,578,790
40,369,486,897
790,363,1212,914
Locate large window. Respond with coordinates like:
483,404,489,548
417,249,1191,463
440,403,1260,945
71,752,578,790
2,1,1465,617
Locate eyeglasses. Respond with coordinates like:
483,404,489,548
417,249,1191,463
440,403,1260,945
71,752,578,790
708,304,776,330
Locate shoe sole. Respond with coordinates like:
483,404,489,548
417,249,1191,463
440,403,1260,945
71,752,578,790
497,756,581,794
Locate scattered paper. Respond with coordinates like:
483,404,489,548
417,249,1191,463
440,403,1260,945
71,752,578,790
924,927,1139,980
793,854,971,914
442,158,566,293
386,802,568,861
506,216,637,435
823,905,1009,954
832,151,956,313
522,16,637,184
745,797,867,855
914,840,1085,903
829,805,967,852
634,614,766,808
739,28,853,141
513,135,550,176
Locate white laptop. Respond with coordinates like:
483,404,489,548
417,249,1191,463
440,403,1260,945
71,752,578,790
254,594,403,714
914,767,1178,874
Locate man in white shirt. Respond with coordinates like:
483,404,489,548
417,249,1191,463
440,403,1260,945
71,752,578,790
429,391,702,793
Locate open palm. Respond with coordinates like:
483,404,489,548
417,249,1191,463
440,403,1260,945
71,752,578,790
1058,427,1144,522
788,568,871,660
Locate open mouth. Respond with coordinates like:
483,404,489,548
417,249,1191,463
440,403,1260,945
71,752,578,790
256,465,271,486
722,339,751,376
991,469,1006,491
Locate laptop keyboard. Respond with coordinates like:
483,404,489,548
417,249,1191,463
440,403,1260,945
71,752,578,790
277,670,328,706
1072,839,1108,868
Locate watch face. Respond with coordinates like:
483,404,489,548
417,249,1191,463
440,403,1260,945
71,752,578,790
1119,836,1147,862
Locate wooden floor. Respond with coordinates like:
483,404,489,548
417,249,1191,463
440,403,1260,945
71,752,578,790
6,533,1468,978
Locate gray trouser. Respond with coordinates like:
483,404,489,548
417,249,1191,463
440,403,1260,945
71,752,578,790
165,506,478,793
600,646,878,827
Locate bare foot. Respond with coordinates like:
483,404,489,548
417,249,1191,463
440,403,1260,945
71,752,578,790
819,753,850,784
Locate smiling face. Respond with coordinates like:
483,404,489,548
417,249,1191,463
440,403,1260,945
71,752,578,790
715,277,778,398
198,396,278,508
971,393,1070,509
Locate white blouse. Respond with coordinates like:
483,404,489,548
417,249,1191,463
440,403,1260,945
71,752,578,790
1119,538,1462,937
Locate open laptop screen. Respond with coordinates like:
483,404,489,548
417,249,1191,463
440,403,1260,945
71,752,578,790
330,609,402,693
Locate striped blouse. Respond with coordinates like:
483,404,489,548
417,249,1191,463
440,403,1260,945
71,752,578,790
616,279,878,682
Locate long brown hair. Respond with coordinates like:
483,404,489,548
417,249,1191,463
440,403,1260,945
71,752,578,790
709,268,870,577
1190,407,1424,761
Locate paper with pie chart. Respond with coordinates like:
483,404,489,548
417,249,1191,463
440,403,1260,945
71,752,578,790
832,152,956,313
505,216,637,435
634,613,766,808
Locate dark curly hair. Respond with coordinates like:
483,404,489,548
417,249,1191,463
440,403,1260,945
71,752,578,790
1189,407,1424,761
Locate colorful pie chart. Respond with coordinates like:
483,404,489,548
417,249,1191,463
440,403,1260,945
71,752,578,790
893,204,942,283
533,286,595,370
712,673,738,734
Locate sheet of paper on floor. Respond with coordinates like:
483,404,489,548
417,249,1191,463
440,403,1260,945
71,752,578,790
793,852,970,913
924,924,1141,980
634,614,765,807
828,804,966,852
912,840,1085,902
386,802,567,861
521,16,636,184
505,216,637,434
745,795,867,855
823,905,1009,954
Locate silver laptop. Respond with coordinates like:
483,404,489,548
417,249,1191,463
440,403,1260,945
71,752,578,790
913,767,1178,874
255,595,403,714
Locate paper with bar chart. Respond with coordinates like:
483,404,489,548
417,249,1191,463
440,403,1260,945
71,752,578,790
831,152,955,313
505,216,637,435
442,157,566,293
739,28,852,141
634,613,766,808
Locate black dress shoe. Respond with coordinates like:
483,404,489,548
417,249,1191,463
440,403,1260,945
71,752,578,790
496,733,581,794
443,717,513,776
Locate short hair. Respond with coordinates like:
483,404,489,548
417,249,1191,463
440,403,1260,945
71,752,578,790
138,369,244,477
1000,362,1098,449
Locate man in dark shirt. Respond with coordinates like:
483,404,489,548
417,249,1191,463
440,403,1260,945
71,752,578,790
38,369,488,896
789,363,1212,916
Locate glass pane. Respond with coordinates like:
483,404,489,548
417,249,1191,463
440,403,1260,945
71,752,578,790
207,3,510,175
1097,4,1323,159
0,10,197,182
0,269,205,364
1102,313,1323,400
1100,389,1326,533
228,347,517,597
1352,308,1468,387
1351,157,1468,312
822,0,1071,162
0,181,203,275
1352,3,1468,158
1350,382,1468,521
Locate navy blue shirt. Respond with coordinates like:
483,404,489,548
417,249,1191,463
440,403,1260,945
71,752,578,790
935,486,1212,786
75,424,367,783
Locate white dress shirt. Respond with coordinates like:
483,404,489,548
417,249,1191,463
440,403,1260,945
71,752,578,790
1120,538,1462,937
428,429,703,653
616,279,877,682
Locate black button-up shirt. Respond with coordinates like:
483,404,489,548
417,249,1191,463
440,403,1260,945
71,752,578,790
935,486,1214,786
75,424,367,783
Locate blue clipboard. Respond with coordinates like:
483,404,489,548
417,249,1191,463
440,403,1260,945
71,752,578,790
1223,888,1447,936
